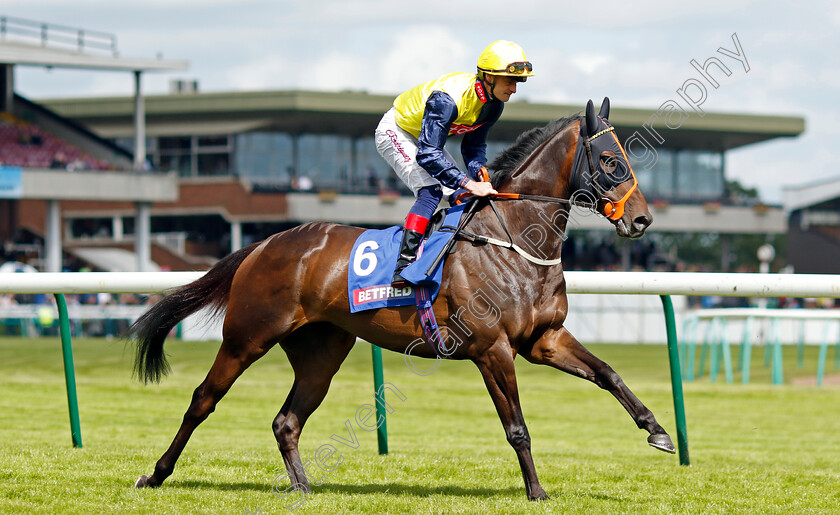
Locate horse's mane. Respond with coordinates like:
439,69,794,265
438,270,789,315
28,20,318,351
489,114,581,188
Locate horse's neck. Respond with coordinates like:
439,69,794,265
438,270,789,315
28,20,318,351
497,125,577,199
476,127,577,260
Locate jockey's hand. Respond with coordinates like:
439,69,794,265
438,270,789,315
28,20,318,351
464,179,498,197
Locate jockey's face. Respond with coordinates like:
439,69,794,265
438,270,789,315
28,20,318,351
485,74,521,103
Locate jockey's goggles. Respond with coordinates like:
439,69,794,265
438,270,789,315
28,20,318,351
479,61,533,75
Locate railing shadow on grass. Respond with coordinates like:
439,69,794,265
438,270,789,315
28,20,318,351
315,482,523,498
169,479,523,498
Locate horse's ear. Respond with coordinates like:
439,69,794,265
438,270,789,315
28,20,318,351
598,97,610,120
585,99,598,136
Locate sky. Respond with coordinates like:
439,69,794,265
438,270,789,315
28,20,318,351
4,0,839,204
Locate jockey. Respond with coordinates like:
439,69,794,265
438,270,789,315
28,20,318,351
375,40,534,284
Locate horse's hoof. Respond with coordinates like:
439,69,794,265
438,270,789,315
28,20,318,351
528,488,550,501
647,433,676,454
134,475,157,488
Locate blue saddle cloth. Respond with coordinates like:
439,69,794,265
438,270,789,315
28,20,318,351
347,204,465,313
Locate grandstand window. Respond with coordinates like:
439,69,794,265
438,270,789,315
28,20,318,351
629,148,675,199
234,132,294,186
297,134,352,190
153,135,234,177
159,136,192,150
159,154,193,176
353,137,392,193
195,135,232,176
675,150,724,200
197,135,230,148
197,153,230,176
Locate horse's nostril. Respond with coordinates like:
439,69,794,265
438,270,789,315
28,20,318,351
634,214,651,228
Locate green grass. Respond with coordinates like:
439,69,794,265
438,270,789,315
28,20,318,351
1,337,839,514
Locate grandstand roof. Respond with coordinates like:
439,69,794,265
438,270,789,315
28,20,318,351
41,89,804,151
0,40,187,72
783,175,840,212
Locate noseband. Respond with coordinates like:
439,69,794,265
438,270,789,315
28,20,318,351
580,123,639,220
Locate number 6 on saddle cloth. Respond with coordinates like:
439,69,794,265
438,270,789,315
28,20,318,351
347,203,466,314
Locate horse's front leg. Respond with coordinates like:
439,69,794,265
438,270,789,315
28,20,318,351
473,340,548,501
522,326,675,454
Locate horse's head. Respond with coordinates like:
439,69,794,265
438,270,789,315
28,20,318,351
573,97,653,238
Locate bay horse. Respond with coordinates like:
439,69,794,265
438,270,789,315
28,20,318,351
131,98,674,501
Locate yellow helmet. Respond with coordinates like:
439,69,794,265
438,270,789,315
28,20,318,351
476,40,534,78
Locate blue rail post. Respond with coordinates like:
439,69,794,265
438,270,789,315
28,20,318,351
54,294,83,448
660,295,690,466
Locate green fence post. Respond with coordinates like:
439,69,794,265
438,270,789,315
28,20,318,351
763,319,772,368
797,320,805,370
371,344,388,455
709,318,720,383
660,295,690,466
697,321,711,379
817,321,832,387
817,343,827,387
720,319,733,384
771,319,784,385
741,317,753,385
686,319,696,382
680,318,698,379
54,294,83,448
834,322,840,370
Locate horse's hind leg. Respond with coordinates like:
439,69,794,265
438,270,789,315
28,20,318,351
271,323,356,493
523,326,675,453
135,333,275,488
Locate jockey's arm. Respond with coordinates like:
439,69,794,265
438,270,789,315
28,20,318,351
415,91,471,191
461,102,503,179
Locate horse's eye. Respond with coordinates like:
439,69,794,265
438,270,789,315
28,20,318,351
600,150,618,174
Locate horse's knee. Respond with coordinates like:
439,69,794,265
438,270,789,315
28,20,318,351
272,415,299,447
506,425,531,450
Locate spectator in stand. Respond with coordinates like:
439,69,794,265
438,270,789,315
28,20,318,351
67,157,88,172
18,127,42,146
50,152,69,170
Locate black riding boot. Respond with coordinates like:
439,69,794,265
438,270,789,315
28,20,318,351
392,229,423,284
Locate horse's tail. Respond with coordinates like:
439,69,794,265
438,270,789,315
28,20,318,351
131,241,262,384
